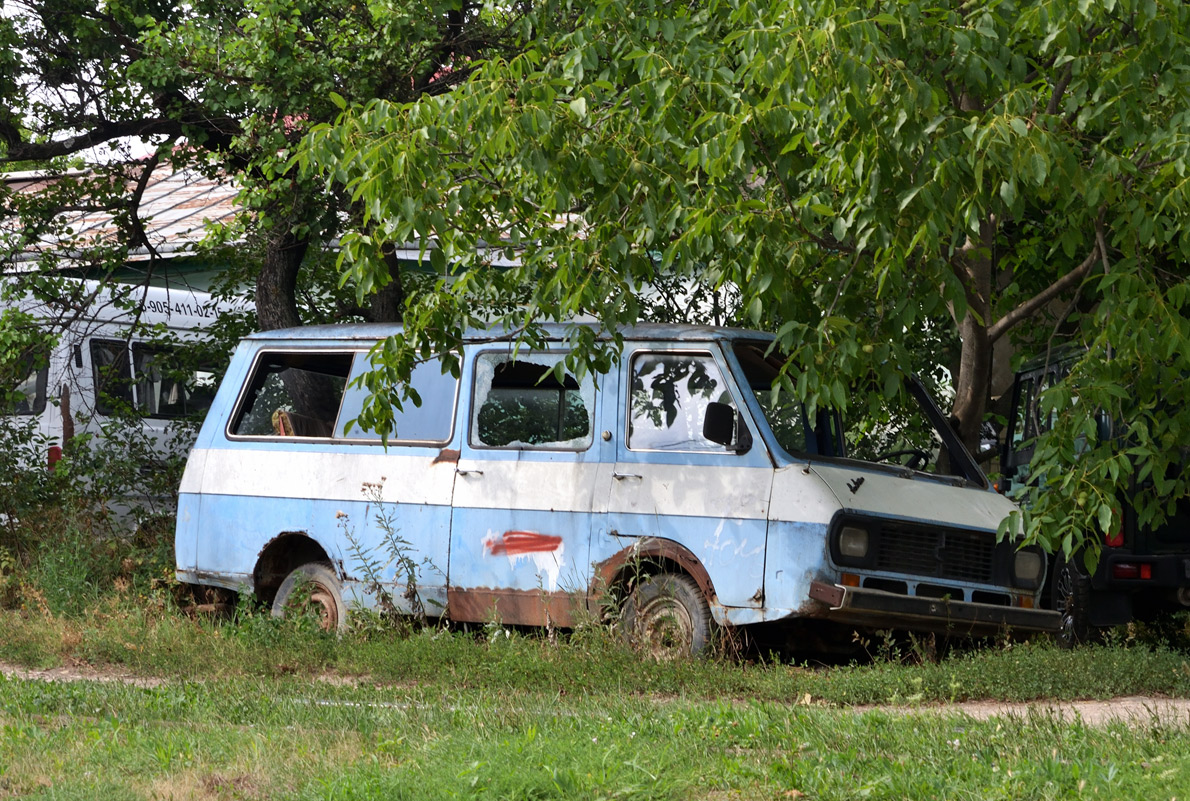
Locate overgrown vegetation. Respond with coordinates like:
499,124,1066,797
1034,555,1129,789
3,420,1190,798
4,497,1190,701
4,493,1190,797
5,668,1190,800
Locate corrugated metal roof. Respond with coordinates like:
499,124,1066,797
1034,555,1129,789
2,163,242,266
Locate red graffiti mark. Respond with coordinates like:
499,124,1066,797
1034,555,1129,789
487,531,562,556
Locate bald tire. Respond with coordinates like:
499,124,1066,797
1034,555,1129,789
272,562,347,632
623,573,713,658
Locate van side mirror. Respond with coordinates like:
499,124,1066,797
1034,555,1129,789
703,402,752,453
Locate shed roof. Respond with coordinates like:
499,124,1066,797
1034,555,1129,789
2,163,241,268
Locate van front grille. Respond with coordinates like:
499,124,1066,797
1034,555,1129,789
875,526,995,583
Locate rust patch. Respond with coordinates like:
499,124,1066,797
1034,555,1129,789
594,538,717,604
448,587,589,627
485,531,563,556
808,581,844,607
433,448,460,465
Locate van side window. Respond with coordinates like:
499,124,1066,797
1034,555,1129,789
472,352,594,449
231,351,353,438
132,344,218,419
8,352,49,416
91,339,134,415
336,359,458,443
628,352,736,452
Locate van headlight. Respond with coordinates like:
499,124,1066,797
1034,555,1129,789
1013,549,1044,589
838,526,870,560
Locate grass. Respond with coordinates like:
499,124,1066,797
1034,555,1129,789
4,512,1190,798
3,669,1190,799
5,598,1190,705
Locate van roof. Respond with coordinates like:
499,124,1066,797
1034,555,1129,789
243,322,777,344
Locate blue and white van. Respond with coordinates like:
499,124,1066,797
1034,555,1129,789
175,323,1059,652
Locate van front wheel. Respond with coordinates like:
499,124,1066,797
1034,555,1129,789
272,563,347,632
623,573,712,659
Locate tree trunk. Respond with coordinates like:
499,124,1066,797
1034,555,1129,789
362,248,406,324
255,228,309,332
950,219,996,457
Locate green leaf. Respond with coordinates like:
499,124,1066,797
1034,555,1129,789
1030,153,1048,185
999,180,1016,208
1097,503,1113,535
747,296,763,324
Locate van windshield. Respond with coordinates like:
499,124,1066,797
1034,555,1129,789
732,341,985,483
733,342,812,456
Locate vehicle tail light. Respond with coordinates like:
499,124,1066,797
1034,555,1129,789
1112,563,1152,580
1105,529,1124,548
48,445,62,471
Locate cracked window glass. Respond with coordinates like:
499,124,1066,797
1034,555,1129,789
628,352,735,452
472,352,594,449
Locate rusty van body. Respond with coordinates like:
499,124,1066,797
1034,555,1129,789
175,324,1058,652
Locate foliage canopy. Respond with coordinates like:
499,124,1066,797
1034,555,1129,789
304,0,1190,557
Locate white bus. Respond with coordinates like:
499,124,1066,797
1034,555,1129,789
4,278,241,470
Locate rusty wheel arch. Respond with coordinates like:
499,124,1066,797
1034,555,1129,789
593,538,718,611
254,532,336,604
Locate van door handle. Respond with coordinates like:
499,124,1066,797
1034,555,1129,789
612,471,642,481
456,468,484,477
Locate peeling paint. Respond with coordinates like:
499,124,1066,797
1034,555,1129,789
482,530,565,591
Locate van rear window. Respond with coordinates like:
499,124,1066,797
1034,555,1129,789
231,351,352,438
92,339,218,419
92,339,135,415
231,350,459,444
132,344,218,419
8,352,48,416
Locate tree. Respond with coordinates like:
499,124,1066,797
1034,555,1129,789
303,0,1190,557
0,0,521,329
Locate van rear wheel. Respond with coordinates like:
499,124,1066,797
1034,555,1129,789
272,562,347,632
623,573,712,659
1051,556,1092,648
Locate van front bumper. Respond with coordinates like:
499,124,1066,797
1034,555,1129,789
809,581,1060,635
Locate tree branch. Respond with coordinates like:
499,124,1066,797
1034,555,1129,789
0,116,237,163
986,213,1105,344
125,150,165,266
1046,63,1074,116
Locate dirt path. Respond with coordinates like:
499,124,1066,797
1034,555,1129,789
5,661,1190,726
856,696,1190,726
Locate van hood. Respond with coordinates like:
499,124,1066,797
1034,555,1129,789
803,460,1017,534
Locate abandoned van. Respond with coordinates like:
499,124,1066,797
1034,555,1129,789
175,324,1059,653
4,279,230,468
